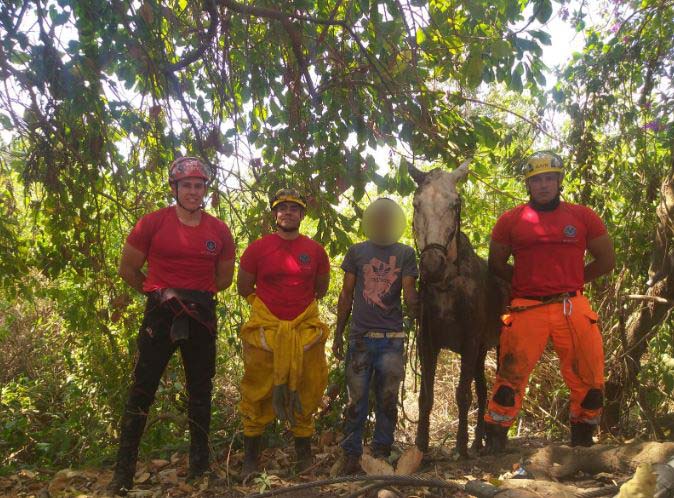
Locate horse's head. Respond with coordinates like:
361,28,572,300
410,159,471,283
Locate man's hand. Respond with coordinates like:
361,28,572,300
406,300,420,320
332,334,345,361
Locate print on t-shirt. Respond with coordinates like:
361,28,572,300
341,241,418,339
363,256,401,309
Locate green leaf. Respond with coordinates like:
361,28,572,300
491,39,511,58
535,0,553,23
464,54,484,88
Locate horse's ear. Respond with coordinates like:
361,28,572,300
451,158,472,183
407,163,428,185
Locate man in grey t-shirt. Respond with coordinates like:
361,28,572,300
333,198,419,475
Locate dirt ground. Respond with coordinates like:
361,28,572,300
0,433,635,497
0,349,641,497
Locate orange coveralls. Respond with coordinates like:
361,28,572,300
485,294,604,427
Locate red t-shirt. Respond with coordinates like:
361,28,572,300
240,233,330,320
127,206,236,293
491,202,607,298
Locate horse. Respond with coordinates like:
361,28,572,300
409,159,510,457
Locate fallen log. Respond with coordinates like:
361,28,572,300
466,479,618,498
525,441,674,480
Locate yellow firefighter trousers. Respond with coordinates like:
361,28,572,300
239,295,329,437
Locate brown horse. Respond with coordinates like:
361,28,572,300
409,160,509,457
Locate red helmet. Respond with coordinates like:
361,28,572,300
169,157,210,184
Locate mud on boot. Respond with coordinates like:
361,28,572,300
483,422,508,455
370,444,391,460
241,435,262,479
342,453,364,475
107,411,146,496
294,436,313,473
570,422,595,447
106,466,135,496
187,443,210,481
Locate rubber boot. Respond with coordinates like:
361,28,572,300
342,452,363,475
187,402,211,480
107,411,147,496
483,422,508,455
570,422,595,447
241,436,261,478
294,437,313,473
371,444,391,460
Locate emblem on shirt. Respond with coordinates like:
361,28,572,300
563,225,577,238
363,256,400,310
298,253,311,265
206,240,217,252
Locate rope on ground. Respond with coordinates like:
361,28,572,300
244,474,463,498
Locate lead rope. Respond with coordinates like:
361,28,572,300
398,282,423,425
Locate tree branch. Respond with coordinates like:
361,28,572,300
164,0,219,72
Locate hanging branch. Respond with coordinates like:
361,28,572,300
164,0,219,72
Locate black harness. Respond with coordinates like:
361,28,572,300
418,199,462,270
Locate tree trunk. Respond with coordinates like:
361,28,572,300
604,160,674,434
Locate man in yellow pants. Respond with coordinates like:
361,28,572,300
484,151,615,452
237,189,331,475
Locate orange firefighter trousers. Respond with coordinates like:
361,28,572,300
485,295,604,427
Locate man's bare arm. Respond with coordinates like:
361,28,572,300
585,234,616,282
215,258,235,291
402,275,419,319
315,272,330,299
237,268,256,298
333,272,356,361
119,243,147,293
488,239,513,282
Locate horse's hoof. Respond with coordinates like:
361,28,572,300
471,441,484,452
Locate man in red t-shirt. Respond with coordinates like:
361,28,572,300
108,157,235,495
484,151,615,453
237,188,330,476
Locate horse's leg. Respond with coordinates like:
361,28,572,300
471,347,488,451
455,346,476,458
415,331,439,453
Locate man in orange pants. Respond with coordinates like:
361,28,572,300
484,151,615,452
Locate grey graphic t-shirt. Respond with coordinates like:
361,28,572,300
341,241,418,339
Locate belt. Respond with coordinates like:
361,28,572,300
508,291,580,313
521,291,580,301
364,331,406,339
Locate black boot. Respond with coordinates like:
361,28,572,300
371,445,391,460
241,436,262,478
342,453,363,475
107,411,147,496
483,423,508,455
294,437,313,472
187,402,211,480
570,422,595,447
187,440,210,480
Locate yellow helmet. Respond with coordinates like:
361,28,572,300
523,151,564,179
270,188,307,210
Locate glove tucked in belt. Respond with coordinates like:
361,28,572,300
148,288,215,343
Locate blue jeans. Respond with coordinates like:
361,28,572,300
341,337,405,456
